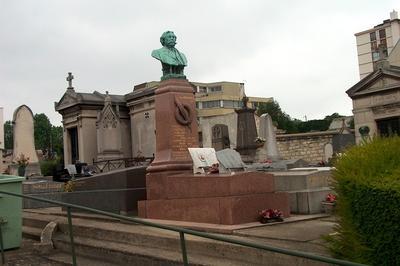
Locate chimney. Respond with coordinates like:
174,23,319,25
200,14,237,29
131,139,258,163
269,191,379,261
390,9,398,20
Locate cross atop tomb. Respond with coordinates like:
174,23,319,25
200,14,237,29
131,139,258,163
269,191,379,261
66,72,74,89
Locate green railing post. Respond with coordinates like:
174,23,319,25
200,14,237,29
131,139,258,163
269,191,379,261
67,207,77,266
0,223,5,265
179,232,189,266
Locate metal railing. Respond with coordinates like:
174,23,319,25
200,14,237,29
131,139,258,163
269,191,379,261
91,156,154,173
0,190,366,266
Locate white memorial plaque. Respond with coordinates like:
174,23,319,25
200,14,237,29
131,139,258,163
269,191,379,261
65,164,77,175
188,148,219,174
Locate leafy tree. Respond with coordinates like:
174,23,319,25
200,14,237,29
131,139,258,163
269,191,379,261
3,120,13,149
257,101,347,133
256,100,298,133
51,125,63,157
34,113,52,152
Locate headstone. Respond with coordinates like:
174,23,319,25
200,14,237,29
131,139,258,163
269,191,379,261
235,97,258,162
11,105,41,176
65,164,77,175
188,148,218,174
211,124,230,151
216,148,247,172
324,143,333,162
260,113,282,161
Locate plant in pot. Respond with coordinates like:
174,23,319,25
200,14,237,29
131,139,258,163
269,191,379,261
321,193,337,214
15,153,30,177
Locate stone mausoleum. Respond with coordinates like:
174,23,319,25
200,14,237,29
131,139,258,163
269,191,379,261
347,40,400,143
55,75,271,165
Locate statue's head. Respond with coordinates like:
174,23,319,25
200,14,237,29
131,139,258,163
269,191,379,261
160,31,177,48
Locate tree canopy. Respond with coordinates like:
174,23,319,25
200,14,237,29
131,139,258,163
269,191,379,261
3,113,63,158
257,101,345,133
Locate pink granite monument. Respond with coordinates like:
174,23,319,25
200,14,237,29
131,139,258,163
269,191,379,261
138,32,290,225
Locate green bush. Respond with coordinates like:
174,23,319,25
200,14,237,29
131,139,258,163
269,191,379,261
40,158,59,176
327,136,400,265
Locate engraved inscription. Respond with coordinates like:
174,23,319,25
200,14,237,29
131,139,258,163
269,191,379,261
171,125,196,160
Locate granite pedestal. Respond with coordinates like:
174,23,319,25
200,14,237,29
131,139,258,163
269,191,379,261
139,171,290,225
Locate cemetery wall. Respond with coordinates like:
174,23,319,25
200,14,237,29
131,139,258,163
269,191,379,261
276,131,335,163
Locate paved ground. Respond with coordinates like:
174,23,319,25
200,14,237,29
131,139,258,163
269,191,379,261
1,238,64,266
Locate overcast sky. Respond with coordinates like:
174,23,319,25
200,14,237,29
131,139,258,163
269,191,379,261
1,1,399,125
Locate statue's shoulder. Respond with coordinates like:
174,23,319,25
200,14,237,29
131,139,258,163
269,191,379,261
151,47,165,59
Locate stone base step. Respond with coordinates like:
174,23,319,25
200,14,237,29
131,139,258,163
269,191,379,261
22,225,42,241
289,187,332,214
22,210,330,266
47,252,119,266
53,233,247,266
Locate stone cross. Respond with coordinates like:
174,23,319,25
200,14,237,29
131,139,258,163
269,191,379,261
66,72,74,89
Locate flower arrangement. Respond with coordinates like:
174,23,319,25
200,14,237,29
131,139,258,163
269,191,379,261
325,193,337,203
321,193,337,214
258,209,284,224
15,153,30,167
63,181,75,192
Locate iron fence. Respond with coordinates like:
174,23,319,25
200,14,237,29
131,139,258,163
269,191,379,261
0,190,366,266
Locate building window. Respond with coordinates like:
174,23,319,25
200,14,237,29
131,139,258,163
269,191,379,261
222,100,243,109
209,86,222,92
199,86,207,93
370,31,378,61
370,32,376,41
202,100,221,108
379,29,386,39
372,51,380,61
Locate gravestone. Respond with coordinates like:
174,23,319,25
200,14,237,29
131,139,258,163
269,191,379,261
216,148,247,172
258,113,282,161
211,124,230,151
139,32,290,225
11,105,41,176
235,97,259,162
188,148,218,174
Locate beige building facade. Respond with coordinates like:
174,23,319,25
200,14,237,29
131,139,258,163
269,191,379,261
355,10,400,79
55,80,271,164
347,41,400,143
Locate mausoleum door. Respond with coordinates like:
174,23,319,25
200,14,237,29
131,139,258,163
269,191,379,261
377,117,400,137
211,124,230,151
68,127,79,163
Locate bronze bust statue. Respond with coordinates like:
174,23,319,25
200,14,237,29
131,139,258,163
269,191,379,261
152,31,187,80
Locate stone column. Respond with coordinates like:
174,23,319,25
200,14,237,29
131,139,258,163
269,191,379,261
146,78,198,173
261,113,281,161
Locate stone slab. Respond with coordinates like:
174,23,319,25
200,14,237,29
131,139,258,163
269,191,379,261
272,170,331,191
23,181,63,194
146,171,276,200
289,187,332,214
139,192,289,225
216,149,247,171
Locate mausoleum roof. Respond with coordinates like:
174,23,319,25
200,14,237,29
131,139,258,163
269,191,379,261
346,65,400,99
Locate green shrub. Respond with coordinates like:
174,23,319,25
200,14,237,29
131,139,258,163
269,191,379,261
327,136,400,265
40,158,59,176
